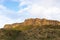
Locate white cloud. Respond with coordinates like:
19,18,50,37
0,15,13,28
0,5,26,28
0,5,22,28
28,4,60,15
17,0,60,20
0,5,7,10
10,0,59,21
0,5,12,28
0,15,23,28
0,0,60,28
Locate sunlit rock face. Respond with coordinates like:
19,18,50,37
4,24,12,29
1,18,60,40
4,18,60,29
23,18,60,26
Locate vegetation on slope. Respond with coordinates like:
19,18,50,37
23,25,60,40
0,29,24,40
0,25,60,40
0,18,60,40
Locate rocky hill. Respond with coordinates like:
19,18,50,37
4,18,60,29
0,18,60,40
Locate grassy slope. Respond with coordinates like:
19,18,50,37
0,25,60,40
24,25,60,40
0,29,24,40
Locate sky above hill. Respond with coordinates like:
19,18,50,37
0,0,60,28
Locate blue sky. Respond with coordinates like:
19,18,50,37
0,0,60,28
3,0,19,11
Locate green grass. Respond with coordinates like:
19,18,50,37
0,29,21,40
0,25,60,40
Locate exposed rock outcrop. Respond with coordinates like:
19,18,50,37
0,18,60,40
4,18,60,29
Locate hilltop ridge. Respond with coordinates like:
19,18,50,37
0,18,60,40
4,18,60,29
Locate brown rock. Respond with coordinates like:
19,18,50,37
4,24,12,29
4,18,60,29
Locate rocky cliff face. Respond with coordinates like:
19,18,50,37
24,18,60,25
0,18,60,40
4,18,60,29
